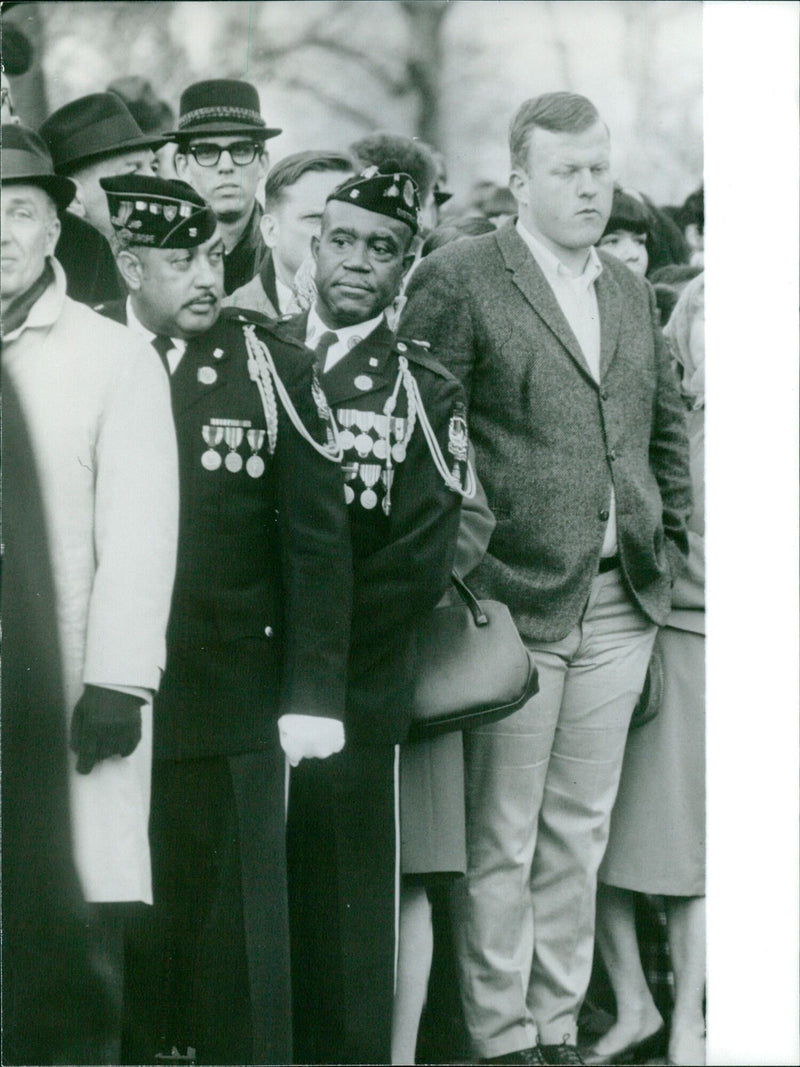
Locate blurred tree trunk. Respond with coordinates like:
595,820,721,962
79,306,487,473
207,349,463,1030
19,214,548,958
399,0,452,147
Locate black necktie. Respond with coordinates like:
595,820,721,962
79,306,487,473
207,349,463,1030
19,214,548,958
313,330,339,371
151,335,173,374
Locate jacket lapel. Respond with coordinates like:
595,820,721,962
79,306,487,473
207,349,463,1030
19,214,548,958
320,320,397,407
495,222,595,383
595,257,623,381
260,252,280,313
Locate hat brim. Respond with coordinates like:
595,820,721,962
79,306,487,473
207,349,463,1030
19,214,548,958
3,22,33,76
3,173,77,212
53,132,168,173
167,122,282,142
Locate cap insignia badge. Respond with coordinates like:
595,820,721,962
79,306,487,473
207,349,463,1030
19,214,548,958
111,201,134,226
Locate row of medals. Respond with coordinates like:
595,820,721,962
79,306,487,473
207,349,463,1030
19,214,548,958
201,421,266,478
337,409,408,511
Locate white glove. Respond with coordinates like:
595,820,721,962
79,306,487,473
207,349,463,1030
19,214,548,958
278,714,345,767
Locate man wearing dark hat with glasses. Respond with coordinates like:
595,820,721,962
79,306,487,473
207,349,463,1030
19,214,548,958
169,79,281,295
2,124,179,1062
97,172,353,1066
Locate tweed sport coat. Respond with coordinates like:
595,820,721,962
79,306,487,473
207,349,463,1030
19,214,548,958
400,220,692,643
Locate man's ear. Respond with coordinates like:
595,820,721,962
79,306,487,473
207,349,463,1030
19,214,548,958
44,212,61,257
116,249,144,292
259,211,279,251
67,176,87,218
310,234,320,262
174,151,188,181
508,168,528,208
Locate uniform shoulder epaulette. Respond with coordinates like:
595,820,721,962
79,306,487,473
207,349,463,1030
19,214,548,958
396,337,458,383
220,304,275,329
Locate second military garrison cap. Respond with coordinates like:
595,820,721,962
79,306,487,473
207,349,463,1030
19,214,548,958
327,161,421,235
100,173,217,248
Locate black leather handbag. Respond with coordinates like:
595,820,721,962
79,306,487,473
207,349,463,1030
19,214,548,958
408,573,539,741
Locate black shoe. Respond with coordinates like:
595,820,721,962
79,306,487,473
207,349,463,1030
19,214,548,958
481,1046,546,1066
540,1039,585,1065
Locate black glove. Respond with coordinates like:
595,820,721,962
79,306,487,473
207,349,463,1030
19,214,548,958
69,685,144,775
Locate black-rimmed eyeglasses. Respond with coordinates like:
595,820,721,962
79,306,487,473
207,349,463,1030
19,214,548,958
184,141,262,167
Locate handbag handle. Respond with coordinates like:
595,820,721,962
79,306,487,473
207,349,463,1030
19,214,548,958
451,571,489,627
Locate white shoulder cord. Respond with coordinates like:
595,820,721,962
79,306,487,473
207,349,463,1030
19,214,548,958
243,324,343,463
398,356,477,500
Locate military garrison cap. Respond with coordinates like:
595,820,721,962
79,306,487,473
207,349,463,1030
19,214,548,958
100,173,217,248
327,161,421,235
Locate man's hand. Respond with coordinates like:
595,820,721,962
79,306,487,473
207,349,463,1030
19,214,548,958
278,714,345,767
69,685,144,775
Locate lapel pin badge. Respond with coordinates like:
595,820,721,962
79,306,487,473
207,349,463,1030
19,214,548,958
198,366,218,385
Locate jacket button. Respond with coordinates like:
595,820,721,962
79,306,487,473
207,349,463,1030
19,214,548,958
599,508,610,521
599,389,608,401
264,626,274,638
607,449,617,461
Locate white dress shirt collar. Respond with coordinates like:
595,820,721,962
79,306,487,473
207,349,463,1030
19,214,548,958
126,297,186,374
274,274,295,316
305,306,385,373
516,218,603,290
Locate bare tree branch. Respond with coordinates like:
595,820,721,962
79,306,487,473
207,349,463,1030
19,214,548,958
279,74,378,130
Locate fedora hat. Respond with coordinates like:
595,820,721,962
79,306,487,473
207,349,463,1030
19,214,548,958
166,79,281,141
39,93,166,174
1,124,76,211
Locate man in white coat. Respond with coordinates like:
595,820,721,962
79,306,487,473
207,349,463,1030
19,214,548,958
1,124,178,1061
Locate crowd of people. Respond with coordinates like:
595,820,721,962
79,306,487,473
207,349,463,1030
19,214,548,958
2,39,705,1067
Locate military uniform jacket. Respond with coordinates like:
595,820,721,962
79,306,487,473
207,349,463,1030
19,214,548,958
97,304,353,759
263,313,467,746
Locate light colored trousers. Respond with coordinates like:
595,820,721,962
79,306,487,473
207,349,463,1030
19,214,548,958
451,568,657,1057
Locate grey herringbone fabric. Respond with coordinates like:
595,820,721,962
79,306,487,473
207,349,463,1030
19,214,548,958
400,220,691,643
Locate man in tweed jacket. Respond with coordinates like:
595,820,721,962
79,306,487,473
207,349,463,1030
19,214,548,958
400,93,691,1067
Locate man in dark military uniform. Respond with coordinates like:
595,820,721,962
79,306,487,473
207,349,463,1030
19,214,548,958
166,79,281,295
259,164,472,1064
97,174,353,1066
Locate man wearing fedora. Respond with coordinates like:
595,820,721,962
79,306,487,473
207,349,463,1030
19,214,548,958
38,91,164,306
40,91,164,239
96,172,353,1066
1,124,179,1062
169,79,281,296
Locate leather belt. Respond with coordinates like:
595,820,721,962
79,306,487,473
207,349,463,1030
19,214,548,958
597,554,620,574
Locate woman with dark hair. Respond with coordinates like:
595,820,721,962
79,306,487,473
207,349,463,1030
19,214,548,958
598,187,651,276
586,274,706,1067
